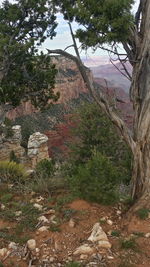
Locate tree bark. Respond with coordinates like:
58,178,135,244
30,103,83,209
130,0,150,207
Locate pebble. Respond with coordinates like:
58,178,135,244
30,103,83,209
8,242,17,250
69,218,75,228
38,216,49,223
15,211,22,216
33,203,43,211
38,226,49,232
145,233,150,238
27,239,36,250
107,219,113,226
0,248,8,257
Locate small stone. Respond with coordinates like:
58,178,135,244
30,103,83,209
145,233,150,238
49,257,55,262
98,240,111,249
38,216,49,223
107,255,114,260
107,219,113,226
116,210,121,215
15,211,22,216
27,239,36,250
33,203,43,211
74,244,94,255
0,248,8,257
8,242,17,250
35,248,40,253
50,215,56,221
1,204,5,210
44,209,55,215
80,254,88,260
38,226,49,232
69,218,75,228
35,196,44,203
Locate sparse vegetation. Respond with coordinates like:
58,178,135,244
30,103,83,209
65,262,82,267
137,208,149,220
120,238,138,251
0,161,27,184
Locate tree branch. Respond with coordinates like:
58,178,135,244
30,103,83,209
47,48,135,153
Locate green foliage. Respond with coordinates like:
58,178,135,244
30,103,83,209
54,0,134,46
9,150,20,163
35,159,55,178
136,208,149,220
65,262,82,267
0,0,59,109
68,151,120,205
0,193,13,203
0,161,27,184
120,238,138,250
111,230,121,237
67,103,131,185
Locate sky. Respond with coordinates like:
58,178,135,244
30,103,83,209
0,0,140,66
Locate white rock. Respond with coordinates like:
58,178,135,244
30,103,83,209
49,257,55,262
44,209,55,215
38,226,49,232
8,242,17,250
80,254,88,260
74,244,94,255
107,219,113,226
36,248,40,253
38,216,49,223
35,196,44,203
1,204,5,210
69,218,75,228
15,211,22,216
107,255,114,260
116,210,122,215
50,215,56,221
98,240,111,249
88,223,108,242
33,203,43,211
27,239,36,250
0,248,8,257
145,233,150,238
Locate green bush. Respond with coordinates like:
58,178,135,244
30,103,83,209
67,102,131,185
35,159,55,178
68,151,120,205
0,161,27,184
137,208,149,220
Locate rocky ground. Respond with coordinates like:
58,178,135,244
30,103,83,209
0,185,150,267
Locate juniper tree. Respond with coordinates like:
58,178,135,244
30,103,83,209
0,0,59,124
49,0,150,211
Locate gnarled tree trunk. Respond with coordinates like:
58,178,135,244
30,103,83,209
130,0,150,208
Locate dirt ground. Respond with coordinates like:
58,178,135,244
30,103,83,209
0,190,150,267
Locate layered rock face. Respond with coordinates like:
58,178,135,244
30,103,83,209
0,126,49,168
28,132,49,168
0,125,25,162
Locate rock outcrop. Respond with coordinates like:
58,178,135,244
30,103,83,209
0,126,49,168
28,132,49,168
0,125,25,162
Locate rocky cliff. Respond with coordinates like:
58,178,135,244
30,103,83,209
7,56,89,120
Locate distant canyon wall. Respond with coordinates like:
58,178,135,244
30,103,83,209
7,56,89,120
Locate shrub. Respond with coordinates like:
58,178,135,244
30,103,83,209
137,208,149,220
0,161,27,184
68,151,120,205
120,238,138,250
65,102,132,187
9,150,20,163
35,159,55,178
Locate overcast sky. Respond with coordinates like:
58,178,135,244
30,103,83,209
0,0,140,65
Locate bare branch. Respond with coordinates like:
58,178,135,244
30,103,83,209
109,57,132,81
64,44,74,51
47,48,135,153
